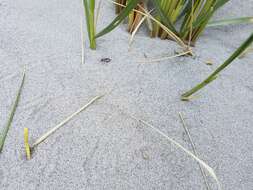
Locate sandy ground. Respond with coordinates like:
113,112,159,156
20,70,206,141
0,0,253,189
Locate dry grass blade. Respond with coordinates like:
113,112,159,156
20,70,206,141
139,50,191,63
0,69,25,153
95,0,103,27
207,16,253,27
129,14,148,47
31,95,104,149
179,112,211,190
80,16,85,64
129,115,222,190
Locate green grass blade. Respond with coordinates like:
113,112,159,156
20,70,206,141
95,0,140,38
181,32,253,99
0,70,26,153
83,0,96,49
177,0,193,21
207,17,253,27
151,0,179,35
214,0,230,10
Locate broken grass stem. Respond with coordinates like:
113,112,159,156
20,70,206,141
31,95,104,149
24,128,31,160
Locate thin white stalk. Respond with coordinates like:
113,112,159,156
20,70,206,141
129,15,147,47
179,112,211,190
129,8,155,48
95,0,103,28
31,95,104,148
129,115,222,190
139,50,191,63
80,16,85,64
144,2,153,32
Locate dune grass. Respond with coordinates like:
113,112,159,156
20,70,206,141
113,0,252,45
182,32,253,99
0,70,25,153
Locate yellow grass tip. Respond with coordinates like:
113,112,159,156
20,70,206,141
24,128,31,160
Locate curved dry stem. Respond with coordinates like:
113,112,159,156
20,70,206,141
139,50,191,63
129,115,222,190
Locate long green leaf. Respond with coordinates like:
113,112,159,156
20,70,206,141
83,0,96,49
207,17,253,27
214,0,230,10
182,32,253,99
95,0,140,38
0,70,25,152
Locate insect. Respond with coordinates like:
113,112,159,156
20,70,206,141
100,58,111,63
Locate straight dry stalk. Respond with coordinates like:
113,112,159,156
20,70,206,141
31,95,104,149
179,113,211,190
182,32,253,99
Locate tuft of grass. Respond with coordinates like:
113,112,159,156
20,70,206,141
111,0,190,50
151,0,230,44
0,70,25,153
112,0,253,45
181,32,253,99
179,0,222,44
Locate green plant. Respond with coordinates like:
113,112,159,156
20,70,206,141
181,32,253,100
114,0,252,45
83,0,141,49
179,0,229,44
95,0,140,38
0,70,25,153
83,0,96,49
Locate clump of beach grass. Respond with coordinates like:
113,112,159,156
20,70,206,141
113,0,252,46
